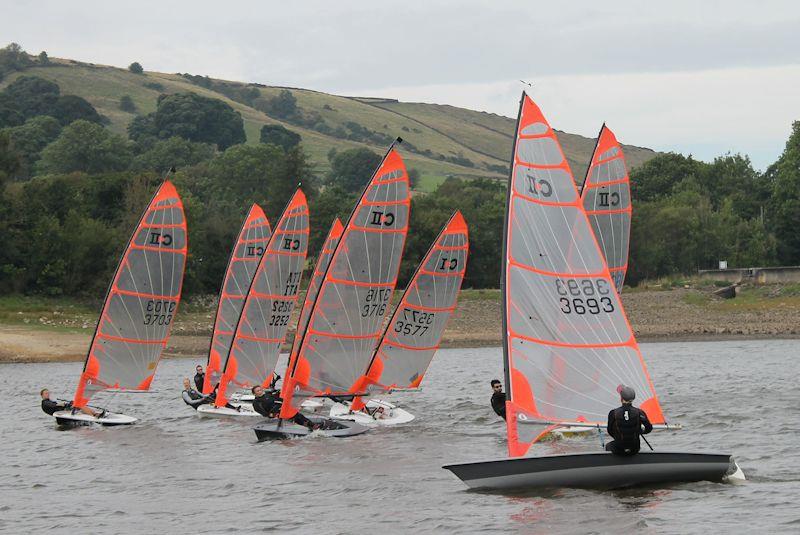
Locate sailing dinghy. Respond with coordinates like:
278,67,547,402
581,125,631,293
197,189,309,418
254,140,409,440
330,210,469,426
442,93,743,490
54,180,187,426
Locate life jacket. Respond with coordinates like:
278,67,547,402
612,405,641,455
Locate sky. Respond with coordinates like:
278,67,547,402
2,0,799,169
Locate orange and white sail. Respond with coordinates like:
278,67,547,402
502,94,664,457
203,204,272,393
287,218,344,363
352,211,468,408
74,180,187,407
280,141,410,418
581,125,631,292
216,189,309,407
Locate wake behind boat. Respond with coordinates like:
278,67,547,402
443,93,744,491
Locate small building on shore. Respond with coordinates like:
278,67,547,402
698,266,800,284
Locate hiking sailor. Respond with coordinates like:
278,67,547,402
251,385,316,430
181,378,209,409
605,385,653,455
40,388,104,418
490,379,506,420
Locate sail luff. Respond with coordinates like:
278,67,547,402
216,189,309,406
503,93,664,458
73,179,187,406
203,204,272,394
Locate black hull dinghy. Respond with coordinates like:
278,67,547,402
253,414,367,440
444,451,744,491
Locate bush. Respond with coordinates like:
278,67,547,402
128,62,144,74
37,120,133,174
259,124,301,151
119,95,136,113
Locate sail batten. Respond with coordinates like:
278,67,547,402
203,204,272,393
503,94,664,458
280,143,410,417
215,190,309,406
73,180,187,407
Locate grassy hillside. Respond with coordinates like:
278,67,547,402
0,57,658,191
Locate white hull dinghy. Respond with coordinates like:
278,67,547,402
54,180,187,426
329,399,414,426
442,93,744,491
444,451,744,490
253,414,367,440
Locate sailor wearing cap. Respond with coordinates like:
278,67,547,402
605,385,653,455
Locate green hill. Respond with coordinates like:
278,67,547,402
0,56,658,191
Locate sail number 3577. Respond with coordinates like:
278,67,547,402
555,278,615,315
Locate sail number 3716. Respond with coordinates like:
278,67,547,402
555,278,615,315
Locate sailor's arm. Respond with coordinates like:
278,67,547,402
640,409,653,434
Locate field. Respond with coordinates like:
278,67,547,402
0,58,658,192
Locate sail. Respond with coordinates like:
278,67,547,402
502,94,664,458
280,144,410,417
203,204,272,393
216,189,309,406
73,180,187,406
353,210,468,405
581,125,631,292
288,218,344,361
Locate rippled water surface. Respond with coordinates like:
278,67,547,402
2,339,799,533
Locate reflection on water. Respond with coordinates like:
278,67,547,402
1,339,799,533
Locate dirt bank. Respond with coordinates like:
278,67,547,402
2,285,799,363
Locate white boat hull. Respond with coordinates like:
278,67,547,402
53,410,137,426
329,399,415,426
196,403,261,418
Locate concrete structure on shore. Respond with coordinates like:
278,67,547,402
698,266,800,284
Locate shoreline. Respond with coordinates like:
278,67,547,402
2,285,799,363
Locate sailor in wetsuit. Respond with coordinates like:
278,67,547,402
181,378,210,409
490,379,506,420
251,385,316,429
193,365,205,392
605,385,653,455
40,388,102,417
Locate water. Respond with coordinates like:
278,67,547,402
2,339,799,533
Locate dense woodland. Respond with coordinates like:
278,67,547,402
1,43,799,299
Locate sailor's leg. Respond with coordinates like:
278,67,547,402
604,440,616,452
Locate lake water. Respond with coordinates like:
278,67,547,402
2,340,799,533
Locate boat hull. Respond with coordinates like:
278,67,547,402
329,399,415,426
53,410,137,427
253,414,367,440
443,451,741,490
196,403,261,418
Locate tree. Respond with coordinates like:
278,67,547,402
2,75,60,118
769,121,800,264
130,136,215,173
0,131,22,186
37,120,133,174
52,95,103,126
327,147,382,193
128,62,144,74
38,51,49,65
629,153,700,202
259,124,301,151
119,95,136,113
1,115,61,177
130,92,246,150
0,43,31,81
259,89,298,120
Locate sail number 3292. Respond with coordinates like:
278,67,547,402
555,278,615,315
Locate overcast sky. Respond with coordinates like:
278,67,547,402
3,0,799,169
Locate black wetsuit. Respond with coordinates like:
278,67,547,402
182,388,209,409
491,391,507,420
194,372,205,392
252,391,314,428
605,404,653,455
41,398,68,416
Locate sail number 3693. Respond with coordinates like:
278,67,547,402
555,278,615,315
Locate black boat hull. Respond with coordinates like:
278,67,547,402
253,414,367,440
443,451,741,490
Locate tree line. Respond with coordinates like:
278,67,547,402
1,43,799,298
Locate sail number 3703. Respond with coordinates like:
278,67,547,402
555,278,615,315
